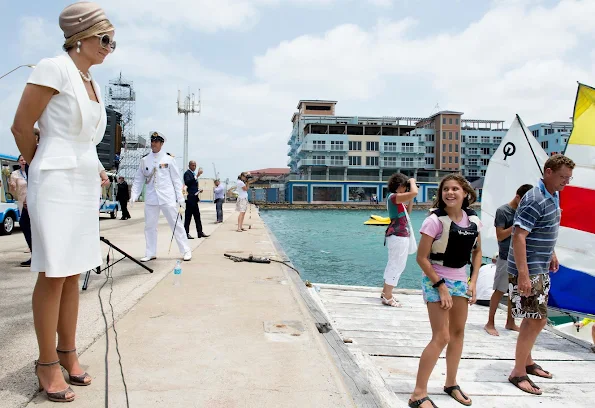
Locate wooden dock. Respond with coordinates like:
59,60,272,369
311,284,595,408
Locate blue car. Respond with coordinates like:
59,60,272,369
0,202,20,235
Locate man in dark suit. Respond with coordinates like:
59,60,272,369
184,161,208,239
116,176,131,220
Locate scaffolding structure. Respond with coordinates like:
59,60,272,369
105,73,148,183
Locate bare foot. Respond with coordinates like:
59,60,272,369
484,324,499,336
506,323,521,332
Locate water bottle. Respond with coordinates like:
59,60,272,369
173,260,182,286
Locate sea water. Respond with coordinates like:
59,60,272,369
261,209,434,289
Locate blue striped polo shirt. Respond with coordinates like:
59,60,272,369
508,179,560,276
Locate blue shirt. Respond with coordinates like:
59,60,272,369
507,179,560,276
214,185,225,200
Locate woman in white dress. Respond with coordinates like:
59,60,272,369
11,2,115,403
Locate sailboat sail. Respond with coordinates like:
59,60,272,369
549,83,595,316
480,115,549,259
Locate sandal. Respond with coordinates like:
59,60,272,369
508,375,542,395
526,363,553,379
408,396,438,407
57,349,92,386
381,296,401,307
35,360,76,402
444,385,472,406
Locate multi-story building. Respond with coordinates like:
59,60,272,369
529,121,572,156
286,100,508,204
413,112,506,179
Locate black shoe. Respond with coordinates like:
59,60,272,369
199,233,209,238
20,259,31,267
187,234,195,239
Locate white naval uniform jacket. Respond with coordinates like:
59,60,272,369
131,151,184,206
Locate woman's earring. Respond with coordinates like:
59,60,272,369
76,41,81,54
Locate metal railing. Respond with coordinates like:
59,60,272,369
380,159,425,168
297,158,348,167
297,143,348,154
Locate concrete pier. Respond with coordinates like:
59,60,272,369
0,203,354,408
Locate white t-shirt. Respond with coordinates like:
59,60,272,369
236,180,248,199
476,264,496,301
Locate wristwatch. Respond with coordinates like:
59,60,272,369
432,278,446,289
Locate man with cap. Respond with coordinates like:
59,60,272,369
131,131,192,261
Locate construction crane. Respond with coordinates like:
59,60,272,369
212,162,219,180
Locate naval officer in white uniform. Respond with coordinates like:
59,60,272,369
131,131,192,261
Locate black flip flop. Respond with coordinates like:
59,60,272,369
526,363,553,379
508,375,542,395
444,385,472,406
408,396,437,408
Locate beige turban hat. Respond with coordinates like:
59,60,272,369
59,2,108,38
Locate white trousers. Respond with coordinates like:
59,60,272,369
384,236,409,286
144,204,190,257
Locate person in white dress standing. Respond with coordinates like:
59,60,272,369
130,131,192,262
11,2,115,403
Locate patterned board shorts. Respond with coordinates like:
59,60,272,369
235,197,248,213
422,275,469,303
508,273,550,319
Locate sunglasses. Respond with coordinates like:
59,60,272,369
95,33,116,52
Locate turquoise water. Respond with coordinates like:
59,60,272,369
261,209,428,289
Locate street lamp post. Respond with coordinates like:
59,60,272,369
0,64,36,80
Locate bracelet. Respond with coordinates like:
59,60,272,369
432,278,445,289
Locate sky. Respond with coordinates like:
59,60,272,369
1,0,594,181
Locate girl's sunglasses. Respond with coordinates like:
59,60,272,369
95,33,116,52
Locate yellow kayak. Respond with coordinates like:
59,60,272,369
364,215,390,226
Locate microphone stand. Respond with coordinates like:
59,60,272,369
83,237,154,290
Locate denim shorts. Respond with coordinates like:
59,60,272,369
422,275,469,303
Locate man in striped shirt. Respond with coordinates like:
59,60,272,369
507,154,575,395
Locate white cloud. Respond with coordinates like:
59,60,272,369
367,0,394,7
18,16,63,58
3,0,594,181
100,0,402,33
254,0,595,123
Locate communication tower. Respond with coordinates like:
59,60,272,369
177,89,201,169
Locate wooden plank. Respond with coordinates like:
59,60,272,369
356,344,595,361
338,331,569,348
385,377,593,398
371,355,595,384
315,283,422,295
323,303,520,324
310,283,595,407
397,394,571,408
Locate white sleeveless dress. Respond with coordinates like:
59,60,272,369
27,55,106,278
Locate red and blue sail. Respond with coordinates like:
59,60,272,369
549,83,595,316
